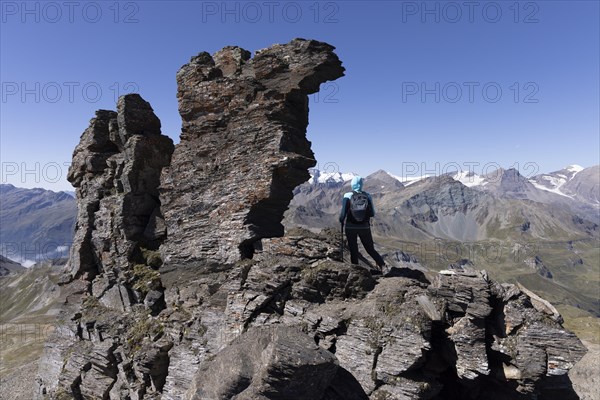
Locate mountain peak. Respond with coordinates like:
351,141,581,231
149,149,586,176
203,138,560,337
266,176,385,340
308,169,357,185
451,170,486,187
363,169,404,191
566,164,584,173
366,169,394,179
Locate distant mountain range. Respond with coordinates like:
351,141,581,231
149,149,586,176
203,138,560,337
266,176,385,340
288,166,600,231
297,164,599,220
305,165,599,214
0,184,76,265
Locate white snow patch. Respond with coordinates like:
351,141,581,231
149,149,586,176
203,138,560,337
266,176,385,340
387,173,404,183
5,256,36,268
340,173,358,182
529,180,573,198
388,173,433,186
451,171,487,187
566,164,584,173
540,175,567,189
308,170,357,185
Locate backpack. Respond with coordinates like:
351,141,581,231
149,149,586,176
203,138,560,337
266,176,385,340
349,191,370,222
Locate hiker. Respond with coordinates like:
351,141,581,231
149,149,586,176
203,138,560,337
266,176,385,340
339,176,385,270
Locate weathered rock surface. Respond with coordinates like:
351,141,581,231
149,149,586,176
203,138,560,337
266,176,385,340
190,325,338,400
524,255,553,279
66,93,173,282
35,93,174,398
160,38,345,265
40,227,586,399
35,40,587,400
160,234,588,400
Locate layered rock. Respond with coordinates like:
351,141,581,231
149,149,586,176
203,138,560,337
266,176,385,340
158,232,585,400
66,94,173,283
189,325,339,399
35,94,174,398
160,38,345,265
36,234,589,399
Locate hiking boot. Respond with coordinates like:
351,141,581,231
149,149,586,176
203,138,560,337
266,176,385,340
370,263,385,275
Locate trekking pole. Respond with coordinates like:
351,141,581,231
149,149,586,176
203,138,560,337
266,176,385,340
340,222,344,261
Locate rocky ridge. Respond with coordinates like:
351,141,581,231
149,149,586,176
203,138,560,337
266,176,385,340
35,40,586,400
0,254,25,276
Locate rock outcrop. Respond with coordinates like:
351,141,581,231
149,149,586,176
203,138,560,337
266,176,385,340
35,94,174,398
160,38,345,265
66,94,173,284
190,325,339,399
38,230,587,399
35,40,586,400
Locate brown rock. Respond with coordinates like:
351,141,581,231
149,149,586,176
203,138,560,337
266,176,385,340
189,326,339,400
160,38,345,266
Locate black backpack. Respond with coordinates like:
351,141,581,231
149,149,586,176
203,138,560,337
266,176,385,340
349,191,370,222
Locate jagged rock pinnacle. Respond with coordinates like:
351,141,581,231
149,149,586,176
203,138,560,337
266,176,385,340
66,93,174,281
159,38,345,265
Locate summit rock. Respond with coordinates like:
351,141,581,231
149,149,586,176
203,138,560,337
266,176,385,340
66,93,174,283
159,38,345,265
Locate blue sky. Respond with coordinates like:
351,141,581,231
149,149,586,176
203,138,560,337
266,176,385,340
1,0,598,191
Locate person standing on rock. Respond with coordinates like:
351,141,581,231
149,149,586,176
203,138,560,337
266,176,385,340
339,176,386,271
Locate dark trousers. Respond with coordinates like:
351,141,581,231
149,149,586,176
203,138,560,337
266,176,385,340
345,227,385,267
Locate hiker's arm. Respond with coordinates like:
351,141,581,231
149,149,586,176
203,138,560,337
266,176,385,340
368,193,376,216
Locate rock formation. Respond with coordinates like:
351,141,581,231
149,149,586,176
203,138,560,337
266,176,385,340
160,38,345,265
67,94,173,282
35,40,586,400
35,93,174,398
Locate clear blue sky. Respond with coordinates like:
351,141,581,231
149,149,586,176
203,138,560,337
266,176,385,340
1,0,598,191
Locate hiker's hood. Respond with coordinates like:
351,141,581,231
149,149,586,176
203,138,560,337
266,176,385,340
351,176,363,191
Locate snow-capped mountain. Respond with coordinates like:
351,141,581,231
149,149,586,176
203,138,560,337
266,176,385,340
386,165,598,210
529,165,585,197
288,166,599,255
307,168,357,185
531,165,599,206
561,165,600,205
389,173,434,187
450,171,488,187
296,165,599,225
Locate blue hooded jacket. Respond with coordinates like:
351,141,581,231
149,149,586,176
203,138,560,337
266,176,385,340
339,176,375,227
